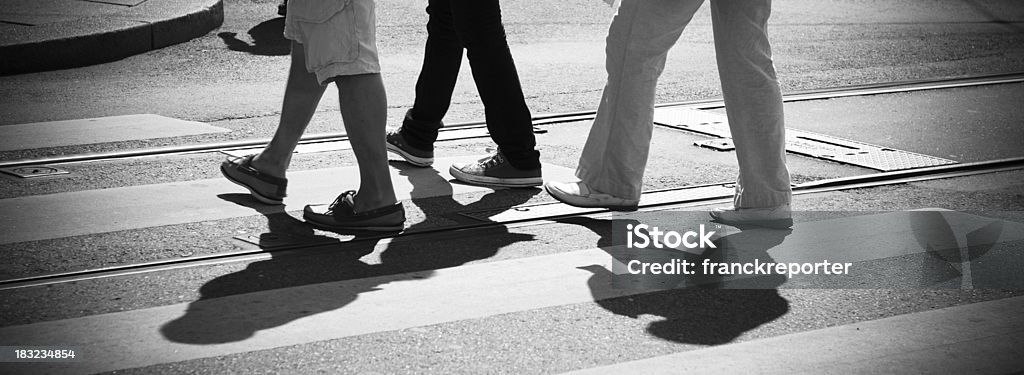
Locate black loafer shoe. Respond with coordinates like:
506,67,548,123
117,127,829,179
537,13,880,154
303,191,405,232
220,154,287,205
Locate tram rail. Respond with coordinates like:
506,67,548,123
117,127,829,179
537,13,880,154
2,72,1023,290
1,155,1021,291
1,72,1022,170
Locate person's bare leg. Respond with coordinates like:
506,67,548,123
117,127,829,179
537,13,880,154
335,73,398,212
251,41,327,178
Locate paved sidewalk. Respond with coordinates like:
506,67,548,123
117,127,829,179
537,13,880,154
0,0,223,75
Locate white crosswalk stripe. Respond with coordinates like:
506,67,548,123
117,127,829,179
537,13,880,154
563,296,1024,375
2,210,1022,373
0,156,577,244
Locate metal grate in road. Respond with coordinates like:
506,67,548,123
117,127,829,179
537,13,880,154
653,107,957,171
785,130,956,171
0,165,70,179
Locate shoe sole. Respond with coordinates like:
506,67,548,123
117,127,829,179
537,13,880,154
387,143,433,167
220,165,284,205
306,221,404,233
303,214,404,233
450,166,542,188
544,184,638,211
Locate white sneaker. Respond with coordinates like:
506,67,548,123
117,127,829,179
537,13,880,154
544,181,639,211
709,204,793,228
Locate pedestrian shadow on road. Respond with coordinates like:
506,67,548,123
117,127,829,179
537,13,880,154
159,201,389,344
563,216,792,345
377,162,538,270
160,165,537,344
962,0,1024,32
218,17,290,56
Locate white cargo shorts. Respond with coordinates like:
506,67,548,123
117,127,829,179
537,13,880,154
284,0,380,85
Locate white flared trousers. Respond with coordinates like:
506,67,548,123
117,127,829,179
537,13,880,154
576,0,791,208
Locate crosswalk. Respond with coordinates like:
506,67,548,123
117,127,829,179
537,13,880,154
2,111,1024,373
0,156,577,245
567,296,1024,375
0,115,229,152
2,198,1023,373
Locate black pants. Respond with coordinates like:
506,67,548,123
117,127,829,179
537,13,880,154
401,0,541,169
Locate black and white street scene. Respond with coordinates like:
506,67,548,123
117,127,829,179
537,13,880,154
1,0,1023,373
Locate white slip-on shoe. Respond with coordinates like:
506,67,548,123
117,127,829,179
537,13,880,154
709,204,793,228
544,181,639,211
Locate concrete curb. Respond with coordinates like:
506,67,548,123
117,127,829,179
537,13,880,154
0,0,224,76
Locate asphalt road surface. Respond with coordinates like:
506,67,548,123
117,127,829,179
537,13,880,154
1,1,1024,374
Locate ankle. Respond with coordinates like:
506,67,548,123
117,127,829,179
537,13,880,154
352,192,397,213
251,154,288,178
